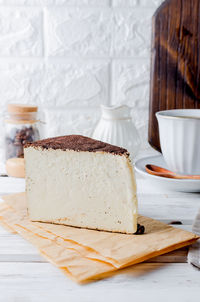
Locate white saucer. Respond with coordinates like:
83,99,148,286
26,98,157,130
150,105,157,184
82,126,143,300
135,155,200,192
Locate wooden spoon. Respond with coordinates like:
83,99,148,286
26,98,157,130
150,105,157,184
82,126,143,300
145,164,200,180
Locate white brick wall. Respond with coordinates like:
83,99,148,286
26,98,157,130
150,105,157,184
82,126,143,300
0,0,165,160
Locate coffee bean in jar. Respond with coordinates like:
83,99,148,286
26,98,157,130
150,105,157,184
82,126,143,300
5,104,40,161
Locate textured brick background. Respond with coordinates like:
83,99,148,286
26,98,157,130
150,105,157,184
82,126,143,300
0,0,165,161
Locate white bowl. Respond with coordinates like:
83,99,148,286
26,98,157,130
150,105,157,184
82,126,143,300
156,109,200,175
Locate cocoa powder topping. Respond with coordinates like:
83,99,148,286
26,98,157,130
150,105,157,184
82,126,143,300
24,135,129,156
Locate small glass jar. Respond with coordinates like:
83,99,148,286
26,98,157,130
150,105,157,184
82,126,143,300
5,104,40,160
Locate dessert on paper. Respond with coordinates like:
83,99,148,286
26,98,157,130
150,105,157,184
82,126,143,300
24,135,138,234
0,193,198,284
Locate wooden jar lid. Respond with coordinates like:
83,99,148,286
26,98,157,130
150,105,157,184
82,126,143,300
6,158,25,178
7,104,38,114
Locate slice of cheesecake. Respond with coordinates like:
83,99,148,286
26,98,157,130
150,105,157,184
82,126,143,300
24,135,138,234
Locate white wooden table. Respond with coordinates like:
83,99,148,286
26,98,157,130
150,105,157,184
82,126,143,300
0,175,200,302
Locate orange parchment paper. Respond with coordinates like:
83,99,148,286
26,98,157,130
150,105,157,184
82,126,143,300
0,192,198,283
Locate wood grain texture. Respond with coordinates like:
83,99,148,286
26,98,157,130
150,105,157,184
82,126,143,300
149,0,200,151
0,262,200,302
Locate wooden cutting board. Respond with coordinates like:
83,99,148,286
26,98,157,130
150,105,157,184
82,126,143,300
149,0,200,151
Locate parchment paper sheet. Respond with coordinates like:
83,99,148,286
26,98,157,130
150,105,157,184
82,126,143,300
0,193,198,283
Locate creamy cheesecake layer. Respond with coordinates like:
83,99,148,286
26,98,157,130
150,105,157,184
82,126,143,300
24,136,138,234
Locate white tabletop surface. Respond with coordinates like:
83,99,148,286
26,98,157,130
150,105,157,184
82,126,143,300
0,174,200,302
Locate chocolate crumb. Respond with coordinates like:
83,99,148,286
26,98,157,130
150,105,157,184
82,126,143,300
168,221,183,225
134,223,145,235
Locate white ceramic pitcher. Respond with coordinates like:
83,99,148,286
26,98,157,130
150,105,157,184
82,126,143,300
92,105,140,161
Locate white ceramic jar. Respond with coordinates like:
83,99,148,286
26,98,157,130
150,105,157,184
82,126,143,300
156,109,200,175
92,105,140,161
